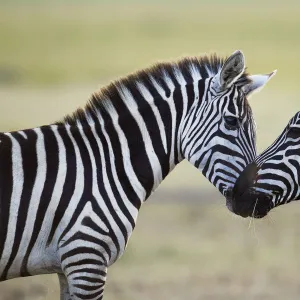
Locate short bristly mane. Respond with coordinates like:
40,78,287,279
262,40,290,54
56,54,250,126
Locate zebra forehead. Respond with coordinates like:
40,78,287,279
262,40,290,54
225,89,253,120
58,54,251,126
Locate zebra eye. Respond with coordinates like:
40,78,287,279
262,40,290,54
287,126,300,138
224,116,239,129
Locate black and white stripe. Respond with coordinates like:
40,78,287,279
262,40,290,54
0,50,274,299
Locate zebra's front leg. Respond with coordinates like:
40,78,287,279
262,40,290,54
63,264,108,300
58,274,72,300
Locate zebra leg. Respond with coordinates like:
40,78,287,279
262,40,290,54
65,266,108,300
58,273,72,300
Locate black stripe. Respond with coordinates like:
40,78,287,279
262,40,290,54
63,259,104,271
61,246,106,264
74,290,103,300
74,284,103,292
73,276,103,284
68,268,106,277
172,84,184,164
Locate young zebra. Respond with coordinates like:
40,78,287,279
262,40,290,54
230,111,300,218
0,50,274,299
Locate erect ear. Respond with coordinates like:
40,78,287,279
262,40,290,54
218,50,245,89
242,70,277,97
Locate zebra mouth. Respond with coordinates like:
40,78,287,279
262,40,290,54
229,162,274,218
229,187,273,219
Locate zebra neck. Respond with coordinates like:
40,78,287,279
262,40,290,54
93,81,198,202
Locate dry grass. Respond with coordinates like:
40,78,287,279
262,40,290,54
2,190,300,300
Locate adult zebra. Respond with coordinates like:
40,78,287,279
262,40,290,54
0,50,274,299
230,111,300,218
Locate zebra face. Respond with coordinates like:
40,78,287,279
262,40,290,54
182,50,276,199
231,112,300,218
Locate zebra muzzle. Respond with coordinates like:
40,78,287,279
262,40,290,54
229,162,273,218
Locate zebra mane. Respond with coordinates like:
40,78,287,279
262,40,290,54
57,54,250,126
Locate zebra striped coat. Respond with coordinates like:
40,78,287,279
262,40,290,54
0,50,274,299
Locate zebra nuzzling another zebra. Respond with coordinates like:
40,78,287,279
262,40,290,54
229,111,300,218
0,50,275,299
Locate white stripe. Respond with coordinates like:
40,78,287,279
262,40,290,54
18,131,27,139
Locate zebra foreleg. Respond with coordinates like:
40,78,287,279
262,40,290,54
58,274,72,300
63,266,108,300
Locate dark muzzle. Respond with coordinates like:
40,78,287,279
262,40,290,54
229,162,272,218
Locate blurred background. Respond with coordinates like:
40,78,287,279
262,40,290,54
1,0,300,299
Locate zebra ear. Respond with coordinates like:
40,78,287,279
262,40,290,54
242,71,277,97
218,50,245,89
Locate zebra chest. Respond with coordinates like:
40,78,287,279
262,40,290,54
57,200,136,268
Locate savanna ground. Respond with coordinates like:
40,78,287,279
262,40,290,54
1,0,300,299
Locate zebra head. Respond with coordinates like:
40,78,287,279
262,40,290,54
181,50,276,199
230,112,300,218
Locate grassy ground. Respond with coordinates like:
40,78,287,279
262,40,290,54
1,1,300,299
2,191,300,300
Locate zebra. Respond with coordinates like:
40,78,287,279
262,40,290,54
229,111,300,218
0,50,275,299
